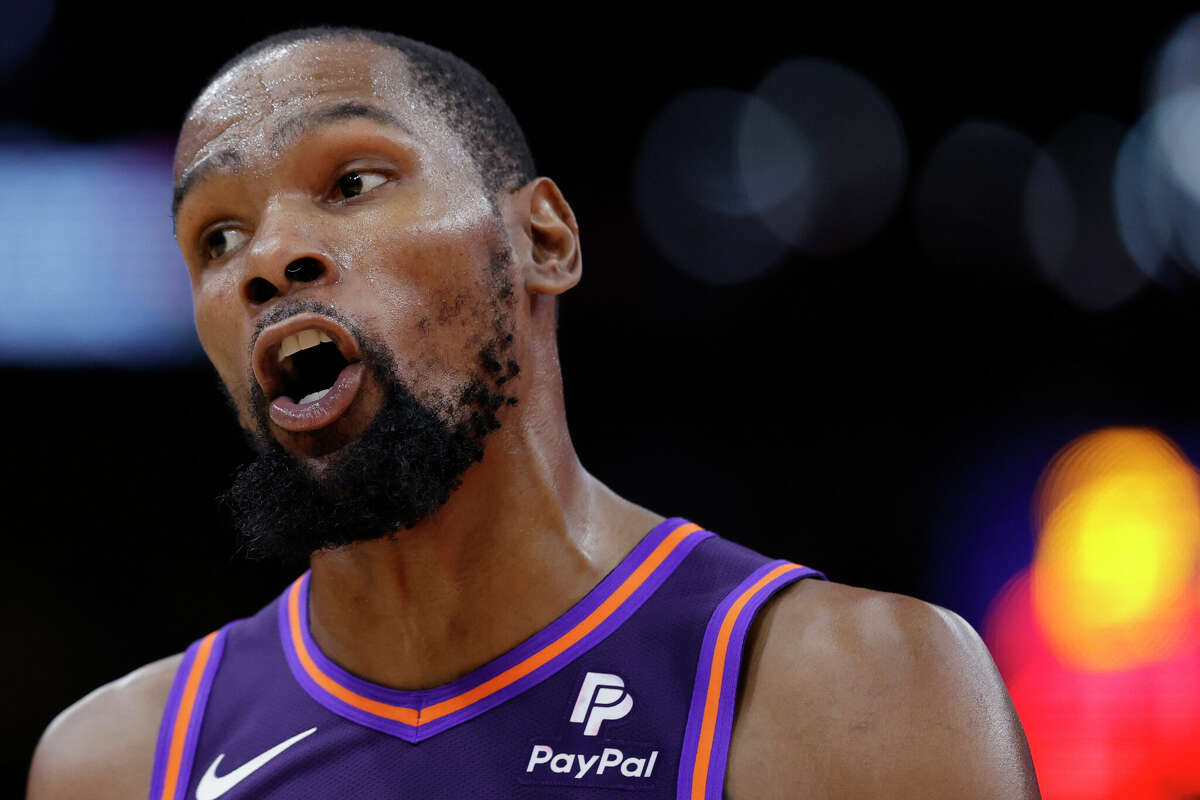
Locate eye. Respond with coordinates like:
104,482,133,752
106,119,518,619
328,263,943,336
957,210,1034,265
205,228,248,260
333,171,388,200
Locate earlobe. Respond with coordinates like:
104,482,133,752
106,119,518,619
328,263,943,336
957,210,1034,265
521,177,581,296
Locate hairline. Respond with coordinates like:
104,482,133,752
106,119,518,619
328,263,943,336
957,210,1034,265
181,33,510,211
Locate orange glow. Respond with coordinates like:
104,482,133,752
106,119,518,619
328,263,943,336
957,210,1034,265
1030,428,1200,670
986,570,1200,799
985,426,1200,798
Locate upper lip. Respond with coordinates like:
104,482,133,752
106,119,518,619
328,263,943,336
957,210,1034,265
251,312,362,400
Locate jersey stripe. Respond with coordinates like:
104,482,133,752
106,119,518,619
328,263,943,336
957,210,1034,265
421,522,702,722
280,518,711,741
149,628,227,800
677,560,824,800
286,581,420,725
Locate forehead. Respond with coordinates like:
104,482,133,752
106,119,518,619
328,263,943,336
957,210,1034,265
175,38,446,180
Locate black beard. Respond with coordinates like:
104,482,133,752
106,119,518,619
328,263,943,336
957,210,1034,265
219,300,518,563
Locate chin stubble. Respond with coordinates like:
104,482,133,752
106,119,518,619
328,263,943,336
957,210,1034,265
219,246,521,562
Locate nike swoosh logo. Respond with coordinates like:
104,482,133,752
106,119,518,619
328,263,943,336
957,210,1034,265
194,726,317,800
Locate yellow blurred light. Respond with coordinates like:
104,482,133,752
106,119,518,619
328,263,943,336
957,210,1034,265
1031,428,1200,671
1034,428,1193,529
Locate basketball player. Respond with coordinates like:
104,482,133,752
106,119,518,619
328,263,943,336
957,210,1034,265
27,27,1040,799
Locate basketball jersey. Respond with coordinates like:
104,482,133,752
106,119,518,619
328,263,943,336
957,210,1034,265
148,517,825,799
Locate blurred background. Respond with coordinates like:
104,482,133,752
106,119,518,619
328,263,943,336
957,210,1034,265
6,4,1200,797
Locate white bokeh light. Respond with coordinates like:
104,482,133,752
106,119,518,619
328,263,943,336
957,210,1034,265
634,89,791,285
743,59,907,256
1151,13,1200,106
1114,112,1180,282
734,96,812,216
1114,95,1200,282
0,134,200,366
1023,115,1146,311
1151,88,1200,204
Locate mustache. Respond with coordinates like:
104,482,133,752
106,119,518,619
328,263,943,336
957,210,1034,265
243,299,378,446
246,298,364,360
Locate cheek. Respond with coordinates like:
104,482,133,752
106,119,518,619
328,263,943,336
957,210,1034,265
331,187,503,285
337,208,506,321
192,284,250,395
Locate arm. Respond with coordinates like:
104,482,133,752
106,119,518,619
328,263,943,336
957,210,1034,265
726,581,1040,800
27,654,182,800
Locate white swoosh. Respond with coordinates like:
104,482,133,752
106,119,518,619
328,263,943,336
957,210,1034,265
195,726,317,800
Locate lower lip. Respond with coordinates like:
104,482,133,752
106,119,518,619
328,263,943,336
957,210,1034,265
268,362,366,432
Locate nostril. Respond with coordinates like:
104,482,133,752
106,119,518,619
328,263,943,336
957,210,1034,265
246,277,278,304
285,257,324,283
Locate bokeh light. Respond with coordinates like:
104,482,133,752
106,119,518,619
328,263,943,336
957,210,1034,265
1150,14,1200,107
1150,88,1200,206
987,570,1200,799
745,58,907,256
634,89,791,284
1121,12,1200,284
1114,111,1183,283
634,60,907,283
0,134,200,366
733,92,813,215
985,427,1200,798
1023,116,1146,310
913,122,1042,285
1032,428,1200,670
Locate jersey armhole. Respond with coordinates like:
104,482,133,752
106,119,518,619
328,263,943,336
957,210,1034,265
675,560,825,800
147,628,229,800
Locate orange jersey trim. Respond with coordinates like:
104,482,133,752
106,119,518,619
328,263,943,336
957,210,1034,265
158,630,219,800
286,521,704,728
689,563,804,800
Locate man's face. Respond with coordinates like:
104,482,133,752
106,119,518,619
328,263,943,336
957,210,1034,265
173,38,521,556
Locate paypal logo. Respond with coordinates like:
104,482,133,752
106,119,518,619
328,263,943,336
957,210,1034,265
570,672,633,735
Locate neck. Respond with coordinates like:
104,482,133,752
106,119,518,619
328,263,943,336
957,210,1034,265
304,357,662,690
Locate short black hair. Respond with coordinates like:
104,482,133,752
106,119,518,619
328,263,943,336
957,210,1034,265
201,26,536,201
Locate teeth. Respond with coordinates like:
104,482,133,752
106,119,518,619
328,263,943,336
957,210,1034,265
277,329,331,362
278,335,300,360
298,388,330,405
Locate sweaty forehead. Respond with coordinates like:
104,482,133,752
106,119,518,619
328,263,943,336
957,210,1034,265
174,38,434,180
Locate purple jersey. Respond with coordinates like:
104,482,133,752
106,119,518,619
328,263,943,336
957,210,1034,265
149,517,824,799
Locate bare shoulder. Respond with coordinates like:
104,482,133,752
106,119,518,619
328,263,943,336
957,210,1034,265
27,653,183,800
725,580,1040,800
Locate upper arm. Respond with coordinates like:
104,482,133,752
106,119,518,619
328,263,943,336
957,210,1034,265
726,581,1040,800
27,654,182,800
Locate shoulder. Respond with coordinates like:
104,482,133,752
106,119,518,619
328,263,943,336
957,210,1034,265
27,653,183,800
725,580,1040,800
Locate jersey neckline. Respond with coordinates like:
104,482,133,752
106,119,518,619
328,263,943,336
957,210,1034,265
276,516,713,742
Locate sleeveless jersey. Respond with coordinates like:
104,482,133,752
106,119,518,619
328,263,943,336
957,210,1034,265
148,517,825,799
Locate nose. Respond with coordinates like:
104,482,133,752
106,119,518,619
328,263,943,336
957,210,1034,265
244,257,328,304
239,208,338,306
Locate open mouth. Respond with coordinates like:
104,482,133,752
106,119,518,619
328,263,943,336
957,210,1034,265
252,313,367,433
278,330,349,404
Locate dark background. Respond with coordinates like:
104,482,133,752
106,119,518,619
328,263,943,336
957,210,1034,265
6,5,1200,794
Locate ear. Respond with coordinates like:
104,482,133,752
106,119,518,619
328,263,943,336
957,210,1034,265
510,177,581,296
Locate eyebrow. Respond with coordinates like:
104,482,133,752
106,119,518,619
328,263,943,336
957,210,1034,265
171,101,414,222
269,101,413,151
